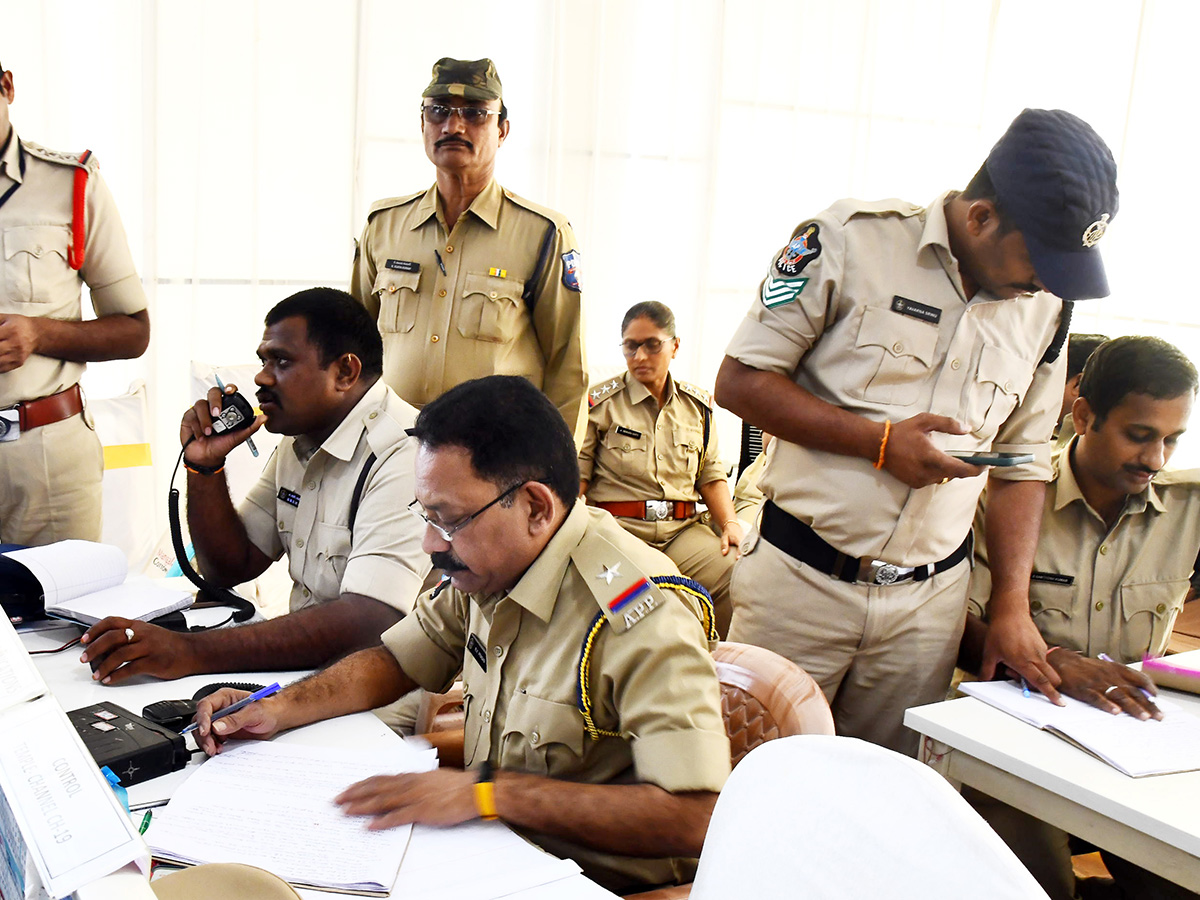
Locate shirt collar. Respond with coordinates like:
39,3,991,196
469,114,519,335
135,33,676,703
290,378,389,465
917,190,968,302
1052,437,1167,517
623,370,672,406
503,499,590,623
0,130,22,185
410,178,503,232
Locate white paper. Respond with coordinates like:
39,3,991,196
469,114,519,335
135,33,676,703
147,741,437,894
0,695,147,898
4,541,126,606
0,613,45,714
45,578,192,626
961,680,1200,776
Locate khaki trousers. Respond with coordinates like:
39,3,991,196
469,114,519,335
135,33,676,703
0,412,102,545
728,526,969,756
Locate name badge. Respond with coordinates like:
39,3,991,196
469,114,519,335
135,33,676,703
277,487,301,508
1030,571,1074,585
385,259,420,273
891,295,941,325
615,425,642,439
466,633,488,672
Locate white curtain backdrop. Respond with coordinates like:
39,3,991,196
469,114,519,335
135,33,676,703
3,0,1198,538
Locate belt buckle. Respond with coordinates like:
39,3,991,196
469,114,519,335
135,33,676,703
869,561,901,585
0,409,19,442
646,500,670,521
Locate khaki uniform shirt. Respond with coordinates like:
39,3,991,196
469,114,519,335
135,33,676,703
733,448,768,519
725,192,1065,564
382,501,729,892
350,179,587,436
240,380,430,614
0,134,146,406
1053,412,1075,450
970,439,1200,663
579,372,725,544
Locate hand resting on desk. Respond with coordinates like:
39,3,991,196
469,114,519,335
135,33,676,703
1044,648,1162,721
80,617,200,684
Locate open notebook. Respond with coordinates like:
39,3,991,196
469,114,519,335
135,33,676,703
1,540,192,625
960,679,1200,777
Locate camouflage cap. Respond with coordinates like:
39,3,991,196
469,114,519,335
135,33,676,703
422,58,502,102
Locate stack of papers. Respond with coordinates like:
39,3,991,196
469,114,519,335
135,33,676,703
960,680,1200,777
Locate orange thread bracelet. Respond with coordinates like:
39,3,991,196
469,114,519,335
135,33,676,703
874,419,892,470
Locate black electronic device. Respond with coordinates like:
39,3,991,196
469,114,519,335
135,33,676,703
210,390,255,436
946,451,1035,466
1,542,45,623
142,699,198,732
68,701,189,786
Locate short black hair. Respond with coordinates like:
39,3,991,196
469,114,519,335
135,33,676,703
621,301,676,336
264,287,383,378
1078,335,1198,425
498,102,508,126
1066,333,1109,380
411,375,578,507
961,162,1018,234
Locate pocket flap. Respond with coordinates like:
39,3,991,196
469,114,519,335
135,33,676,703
4,224,69,260
501,690,585,756
977,344,1033,398
311,521,352,562
856,306,938,365
673,425,703,450
1119,580,1187,622
372,268,420,296
463,271,523,304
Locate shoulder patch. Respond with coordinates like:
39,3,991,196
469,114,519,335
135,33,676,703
571,530,669,635
676,381,713,409
587,376,626,408
561,249,582,292
21,140,98,173
828,196,922,225
775,223,822,277
366,190,424,220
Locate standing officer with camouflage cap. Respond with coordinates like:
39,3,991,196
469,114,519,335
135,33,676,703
716,109,1119,756
351,58,587,437
0,59,150,546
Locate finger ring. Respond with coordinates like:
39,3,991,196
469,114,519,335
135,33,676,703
940,477,950,485
125,627,135,642
1104,685,1121,696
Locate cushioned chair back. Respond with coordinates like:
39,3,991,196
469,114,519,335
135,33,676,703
713,641,834,768
415,684,466,735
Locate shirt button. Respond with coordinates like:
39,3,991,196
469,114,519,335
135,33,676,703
306,480,316,490
302,587,310,597
493,645,503,657
622,443,630,451
387,284,397,293
483,710,491,723
1030,600,1042,612
295,538,304,548
1004,381,1013,391
892,342,904,354
1099,544,1108,555
431,334,440,342
530,732,540,744
278,520,285,529
950,358,961,370
1157,603,1167,613
490,291,498,299
439,289,447,297
369,411,378,419
1095,600,1104,611
446,245,454,253
657,454,664,460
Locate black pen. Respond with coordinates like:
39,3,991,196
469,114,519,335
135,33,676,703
434,249,447,275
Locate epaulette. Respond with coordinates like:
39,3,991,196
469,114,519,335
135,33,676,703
676,380,713,409
21,140,99,173
572,528,670,636
366,190,424,220
828,196,921,225
501,186,570,230
587,376,625,409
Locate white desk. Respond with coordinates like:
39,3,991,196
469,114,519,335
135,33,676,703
18,621,618,899
905,653,1200,893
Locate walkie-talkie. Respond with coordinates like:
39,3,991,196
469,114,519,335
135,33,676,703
210,389,255,436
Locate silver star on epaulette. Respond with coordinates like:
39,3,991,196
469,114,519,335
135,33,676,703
608,379,619,391
598,563,621,585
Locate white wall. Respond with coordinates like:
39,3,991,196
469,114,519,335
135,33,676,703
3,0,1198,539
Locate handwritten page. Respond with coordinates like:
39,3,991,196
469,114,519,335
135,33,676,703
148,741,437,895
960,680,1200,777
4,541,126,606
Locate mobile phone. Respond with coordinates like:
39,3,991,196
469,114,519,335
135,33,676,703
947,451,1034,466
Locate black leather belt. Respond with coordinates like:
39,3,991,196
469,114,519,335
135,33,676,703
759,500,972,586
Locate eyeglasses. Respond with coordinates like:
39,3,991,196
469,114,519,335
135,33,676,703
408,482,523,542
620,337,675,357
420,104,502,126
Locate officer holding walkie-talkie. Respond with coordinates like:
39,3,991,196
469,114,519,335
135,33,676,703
0,57,150,547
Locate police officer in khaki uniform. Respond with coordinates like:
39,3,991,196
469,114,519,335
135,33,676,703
78,290,430,687
350,58,587,437
1053,331,1108,448
193,376,729,895
716,108,1120,756
0,60,150,545
580,301,742,635
963,336,1200,900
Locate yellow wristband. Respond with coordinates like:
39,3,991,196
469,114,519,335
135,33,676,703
474,780,499,821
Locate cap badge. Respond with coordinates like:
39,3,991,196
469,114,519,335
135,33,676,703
1081,213,1109,249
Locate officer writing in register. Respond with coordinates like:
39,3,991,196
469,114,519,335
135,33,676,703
0,59,150,545
715,108,1119,755
193,376,730,894
962,335,1200,900
78,289,429,684
350,57,588,437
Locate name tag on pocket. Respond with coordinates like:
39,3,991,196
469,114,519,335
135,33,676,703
467,633,488,672
1031,571,1074,585
891,295,941,325
615,425,642,439
385,259,420,273
277,487,301,508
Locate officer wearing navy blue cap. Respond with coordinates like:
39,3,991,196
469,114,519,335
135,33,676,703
716,108,1118,756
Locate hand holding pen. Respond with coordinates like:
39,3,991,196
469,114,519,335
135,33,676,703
1027,649,1161,720
187,683,284,755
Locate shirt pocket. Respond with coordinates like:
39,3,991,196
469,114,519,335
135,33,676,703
499,690,586,777
672,424,705,486
1118,579,1187,660
304,521,352,604
371,269,421,333
3,224,72,306
852,306,939,406
601,427,647,479
1027,580,1079,649
967,344,1033,438
456,272,525,343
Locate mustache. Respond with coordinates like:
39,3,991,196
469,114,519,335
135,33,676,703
436,136,472,150
256,390,277,406
430,550,469,573
1125,464,1157,477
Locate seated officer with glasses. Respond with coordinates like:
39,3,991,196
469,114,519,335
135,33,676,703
350,57,588,439
580,301,742,636
192,376,730,895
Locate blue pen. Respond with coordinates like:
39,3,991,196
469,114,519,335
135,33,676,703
1099,652,1156,702
181,682,280,735
1020,677,1032,698
214,373,258,458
